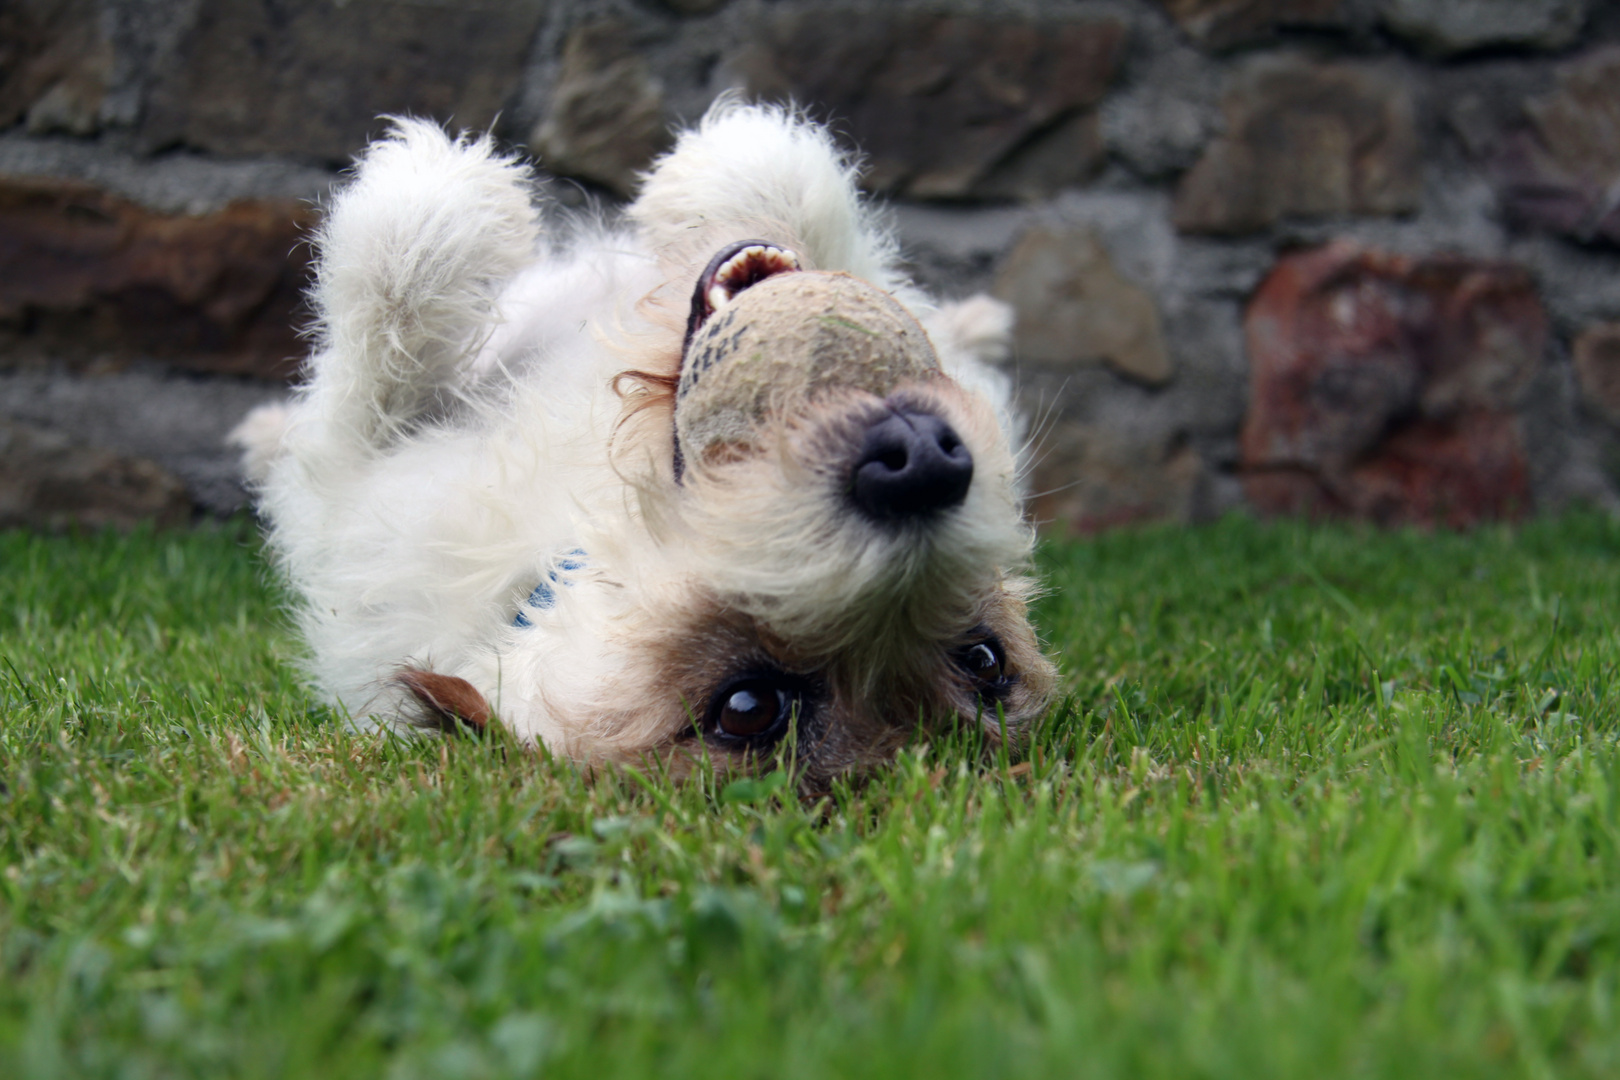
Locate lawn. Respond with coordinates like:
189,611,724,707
1,513,1617,1079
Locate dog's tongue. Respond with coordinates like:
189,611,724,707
675,269,942,466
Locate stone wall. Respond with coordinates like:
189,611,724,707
4,0,1620,531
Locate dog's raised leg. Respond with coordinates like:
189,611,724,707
628,101,903,290
304,118,540,448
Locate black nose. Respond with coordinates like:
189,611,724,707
850,409,974,521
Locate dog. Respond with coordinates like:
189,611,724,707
232,101,1057,785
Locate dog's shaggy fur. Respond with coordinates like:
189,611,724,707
233,102,1056,784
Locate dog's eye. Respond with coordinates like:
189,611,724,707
706,674,804,742
963,642,1004,682
718,684,785,737
956,636,1012,697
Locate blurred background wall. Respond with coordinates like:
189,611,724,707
3,0,1619,533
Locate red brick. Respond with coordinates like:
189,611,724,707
1241,241,1545,528
0,175,314,378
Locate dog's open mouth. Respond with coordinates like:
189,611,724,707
673,240,800,483
682,240,801,351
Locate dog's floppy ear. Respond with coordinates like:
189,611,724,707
396,668,492,736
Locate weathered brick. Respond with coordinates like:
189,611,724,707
1174,57,1419,235
992,226,1171,386
1241,241,1545,528
740,11,1124,200
0,174,313,378
142,0,546,163
1491,47,1620,246
0,418,192,531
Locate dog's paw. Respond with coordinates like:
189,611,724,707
931,295,1014,368
309,118,541,439
228,401,294,486
630,99,898,287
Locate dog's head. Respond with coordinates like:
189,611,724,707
408,241,1057,786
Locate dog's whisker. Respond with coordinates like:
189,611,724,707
1014,376,1070,481
1025,479,1086,502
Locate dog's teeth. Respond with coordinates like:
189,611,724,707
717,247,763,283
697,242,803,320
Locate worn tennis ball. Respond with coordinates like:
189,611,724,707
674,271,941,462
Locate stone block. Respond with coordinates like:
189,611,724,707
0,174,313,378
1491,48,1620,246
1379,0,1587,56
142,0,547,163
1574,323,1620,424
1241,241,1546,528
0,367,288,515
992,225,1171,385
1174,56,1420,235
1155,0,1348,51
739,11,1124,200
530,22,671,198
0,0,109,134
0,418,191,531
1028,420,1210,535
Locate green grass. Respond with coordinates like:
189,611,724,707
2,514,1618,1079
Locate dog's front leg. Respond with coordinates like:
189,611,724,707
306,119,541,449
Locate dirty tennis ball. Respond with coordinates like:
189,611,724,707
674,271,942,462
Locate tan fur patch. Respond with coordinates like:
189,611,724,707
396,669,493,734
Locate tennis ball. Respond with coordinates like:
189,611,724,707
675,271,941,462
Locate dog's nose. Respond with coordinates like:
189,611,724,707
850,409,974,521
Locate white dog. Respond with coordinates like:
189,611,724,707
233,102,1056,784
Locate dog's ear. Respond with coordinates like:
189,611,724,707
396,668,492,736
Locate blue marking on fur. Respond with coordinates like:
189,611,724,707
514,550,588,627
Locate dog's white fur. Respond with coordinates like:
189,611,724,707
235,102,1053,780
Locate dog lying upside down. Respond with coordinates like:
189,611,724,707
232,101,1057,784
